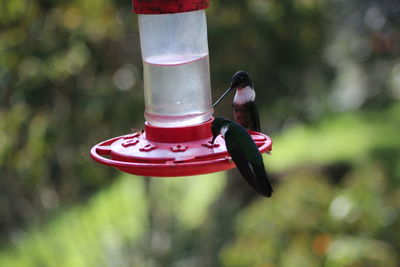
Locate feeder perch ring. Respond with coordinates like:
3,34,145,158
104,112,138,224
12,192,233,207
90,118,272,177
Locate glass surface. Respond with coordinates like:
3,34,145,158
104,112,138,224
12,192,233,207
143,54,212,127
138,10,212,127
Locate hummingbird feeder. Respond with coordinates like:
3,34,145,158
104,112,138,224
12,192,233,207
90,0,272,177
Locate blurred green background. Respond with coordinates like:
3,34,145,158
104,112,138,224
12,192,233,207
1,0,400,266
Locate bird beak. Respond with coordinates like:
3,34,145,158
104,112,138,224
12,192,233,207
211,134,218,145
212,86,233,108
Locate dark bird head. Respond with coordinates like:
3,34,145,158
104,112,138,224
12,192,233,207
211,117,229,144
229,71,253,90
212,71,253,108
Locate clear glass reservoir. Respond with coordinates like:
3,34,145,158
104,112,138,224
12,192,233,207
138,10,212,127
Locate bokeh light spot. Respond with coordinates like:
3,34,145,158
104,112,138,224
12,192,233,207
63,8,83,29
330,195,352,219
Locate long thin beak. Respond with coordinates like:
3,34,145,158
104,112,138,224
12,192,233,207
212,86,233,108
211,135,218,144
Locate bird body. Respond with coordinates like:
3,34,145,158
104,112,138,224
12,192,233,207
211,117,273,197
233,100,260,132
231,72,261,132
212,71,261,131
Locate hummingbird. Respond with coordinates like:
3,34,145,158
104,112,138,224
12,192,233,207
213,71,261,132
211,117,273,197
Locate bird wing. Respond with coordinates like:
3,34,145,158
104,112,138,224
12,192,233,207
243,138,273,197
250,160,273,197
225,128,272,197
247,101,261,132
227,144,261,193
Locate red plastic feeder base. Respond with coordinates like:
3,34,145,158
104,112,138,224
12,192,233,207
90,118,272,177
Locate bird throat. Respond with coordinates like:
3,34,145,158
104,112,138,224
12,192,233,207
220,126,228,137
233,86,255,105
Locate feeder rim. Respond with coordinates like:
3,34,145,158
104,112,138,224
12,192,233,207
132,0,209,15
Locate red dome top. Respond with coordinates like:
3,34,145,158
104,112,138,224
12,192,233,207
132,0,209,14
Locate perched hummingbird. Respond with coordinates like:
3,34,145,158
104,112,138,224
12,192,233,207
211,117,273,197
213,71,261,132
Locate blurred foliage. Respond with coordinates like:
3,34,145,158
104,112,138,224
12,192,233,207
269,103,400,172
0,175,148,267
0,172,226,267
208,0,330,126
1,106,400,266
0,0,144,237
221,165,400,267
219,106,400,266
1,0,400,266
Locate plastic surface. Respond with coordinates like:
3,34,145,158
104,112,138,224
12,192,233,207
90,119,272,177
133,0,209,14
139,10,212,127
145,119,212,142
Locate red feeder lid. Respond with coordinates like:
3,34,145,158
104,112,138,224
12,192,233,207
90,118,272,177
132,0,209,14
